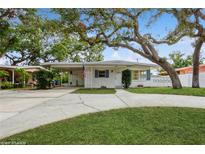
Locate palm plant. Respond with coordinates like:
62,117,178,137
0,70,9,89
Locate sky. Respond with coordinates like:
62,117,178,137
1,9,204,65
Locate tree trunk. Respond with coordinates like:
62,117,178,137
158,60,182,89
192,38,203,88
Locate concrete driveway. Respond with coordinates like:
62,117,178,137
0,89,205,139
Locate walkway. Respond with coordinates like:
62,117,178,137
0,89,205,139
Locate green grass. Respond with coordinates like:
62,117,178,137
1,107,205,145
127,87,205,97
72,88,116,94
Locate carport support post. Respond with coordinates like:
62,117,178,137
67,72,69,87
60,70,63,87
91,67,93,88
12,69,15,84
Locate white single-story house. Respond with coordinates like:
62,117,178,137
41,60,158,88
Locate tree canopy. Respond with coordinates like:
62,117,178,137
169,51,204,68
152,9,205,88
0,9,104,65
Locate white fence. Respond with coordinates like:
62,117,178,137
130,72,205,88
179,72,205,87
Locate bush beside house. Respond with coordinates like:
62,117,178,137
0,70,9,89
122,69,131,88
34,70,54,89
15,68,30,88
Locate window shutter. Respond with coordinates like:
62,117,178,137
146,70,151,80
105,70,109,78
95,70,98,78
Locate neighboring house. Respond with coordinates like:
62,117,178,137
41,60,158,88
176,64,205,75
0,65,46,85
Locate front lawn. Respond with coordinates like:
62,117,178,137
1,107,205,144
72,88,116,94
127,87,205,97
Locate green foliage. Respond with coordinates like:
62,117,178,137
62,72,68,83
1,9,104,65
0,9,33,58
43,34,104,62
34,70,53,89
15,68,30,87
122,69,131,89
0,70,9,89
169,51,204,68
0,81,13,89
5,9,43,65
0,9,16,57
49,69,68,84
0,70,9,78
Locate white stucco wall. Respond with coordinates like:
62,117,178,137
130,73,205,88
69,67,205,88
178,73,205,87
130,76,171,87
84,66,152,88
68,69,84,86
84,67,123,88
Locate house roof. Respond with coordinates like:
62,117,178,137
41,60,158,68
175,64,205,71
0,65,47,71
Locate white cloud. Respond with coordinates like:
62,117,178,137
111,51,121,60
0,57,7,65
105,49,153,63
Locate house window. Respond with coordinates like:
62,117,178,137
132,70,139,80
139,70,147,80
132,70,148,80
99,70,106,77
95,70,109,78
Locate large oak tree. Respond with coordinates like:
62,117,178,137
1,9,104,65
0,9,25,57
55,8,182,88
154,9,205,88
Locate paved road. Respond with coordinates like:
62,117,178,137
0,89,205,139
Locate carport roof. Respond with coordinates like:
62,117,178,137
0,65,47,71
41,60,158,68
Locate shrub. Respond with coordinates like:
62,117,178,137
15,68,30,87
0,70,10,89
122,69,131,89
101,86,107,88
1,81,13,89
0,70,9,78
62,72,68,83
13,83,24,88
34,70,53,89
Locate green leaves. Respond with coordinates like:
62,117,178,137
44,34,104,62
1,9,104,65
0,70,9,78
169,51,204,68
34,70,53,89
15,68,30,87
122,69,131,89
